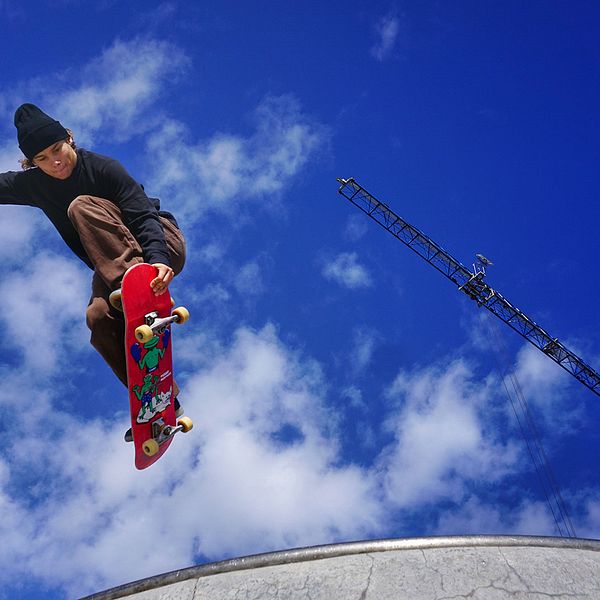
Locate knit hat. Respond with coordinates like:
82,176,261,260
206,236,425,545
14,103,69,159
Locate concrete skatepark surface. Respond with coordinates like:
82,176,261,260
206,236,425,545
81,535,600,600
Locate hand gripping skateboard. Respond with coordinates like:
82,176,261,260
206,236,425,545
110,263,193,469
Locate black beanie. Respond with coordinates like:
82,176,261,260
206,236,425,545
14,103,69,159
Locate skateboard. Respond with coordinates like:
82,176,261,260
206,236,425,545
110,263,192,470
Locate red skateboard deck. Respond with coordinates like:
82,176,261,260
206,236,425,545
119,263,191,469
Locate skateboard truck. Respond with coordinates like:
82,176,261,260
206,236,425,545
142,415,194,457
152,416,188,443
109,285,190,343
135,307,190,343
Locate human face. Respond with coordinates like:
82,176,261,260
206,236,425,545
33,139,77,180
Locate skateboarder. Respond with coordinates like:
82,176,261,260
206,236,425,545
0,103,186,437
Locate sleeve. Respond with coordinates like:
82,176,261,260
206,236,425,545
0,171,36,206
99,159,172,266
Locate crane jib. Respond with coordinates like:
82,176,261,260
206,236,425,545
336,177,600,398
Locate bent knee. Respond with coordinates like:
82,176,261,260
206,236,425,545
67,195,94,222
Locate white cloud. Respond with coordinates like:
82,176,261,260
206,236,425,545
322,252,372,289
0,205,45,261
342,385,366,410
234,260,265,297
436,497,506,534
371,13,401,62
56,38,188,145
195,240,229,267
0,141,20,171
0,324,383,596
145,95,329,223
436,496,557,536
175,325,384,556
465,313,584,433
485,342,585,442
0,316,595,597
512,500,560,534
344,214,370,242
350,326,379,373
581,494,600,538
380,359,520,508
0,253,90,373
513,343,575,409
0,38,187,148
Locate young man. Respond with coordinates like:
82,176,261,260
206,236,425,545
0,103,186,440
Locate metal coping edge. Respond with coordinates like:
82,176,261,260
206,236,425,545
80,535,600,600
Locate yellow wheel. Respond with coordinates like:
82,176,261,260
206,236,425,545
109,289,123,311
173,306,190,325
135,324,154,343
142,438,159,456
178,416,193,433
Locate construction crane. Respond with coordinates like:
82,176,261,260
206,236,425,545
336,177,600,398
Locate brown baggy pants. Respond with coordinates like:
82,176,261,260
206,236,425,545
67,195,186,396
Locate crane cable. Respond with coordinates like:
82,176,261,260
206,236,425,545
485,316,577,538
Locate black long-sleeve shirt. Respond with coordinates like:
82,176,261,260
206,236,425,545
0,148,177,268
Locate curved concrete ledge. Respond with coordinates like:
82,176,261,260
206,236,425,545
81,535,600,600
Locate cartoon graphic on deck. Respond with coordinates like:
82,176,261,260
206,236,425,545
130,329,171,374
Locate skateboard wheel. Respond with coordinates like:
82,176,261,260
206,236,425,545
142,438,160,457
178,416,193,433
135,324,154,343
173,306,190,324
109,289,123,311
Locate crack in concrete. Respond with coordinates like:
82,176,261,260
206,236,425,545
432,548,583,600
497,548,531,593
438,580,586,600
418,548,450,596
420,548,447,594
358,554,375,600
189,546,600,600
302,573,314,600
191,576,201,599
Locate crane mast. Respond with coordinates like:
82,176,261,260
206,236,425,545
337,177,600,398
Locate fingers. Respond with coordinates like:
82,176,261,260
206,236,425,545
150,263,174,295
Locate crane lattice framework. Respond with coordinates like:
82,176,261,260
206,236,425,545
337,177,600,398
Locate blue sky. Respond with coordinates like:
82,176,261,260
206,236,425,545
1,1,599,598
